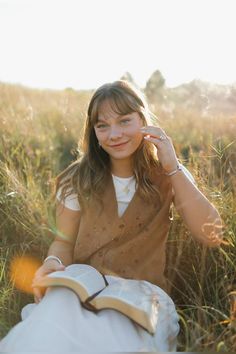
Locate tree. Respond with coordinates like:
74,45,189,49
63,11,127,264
145,70,166,103
120,72,135,85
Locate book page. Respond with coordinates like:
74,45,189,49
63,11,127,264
40,264,106,298
91,277,159,333
96,277,159,309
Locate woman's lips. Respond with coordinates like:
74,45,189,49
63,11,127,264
109,141,129,148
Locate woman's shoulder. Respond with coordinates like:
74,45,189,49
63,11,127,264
56,187,80,211
55,160,81,211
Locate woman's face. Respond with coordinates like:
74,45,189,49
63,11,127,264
94,100,144,163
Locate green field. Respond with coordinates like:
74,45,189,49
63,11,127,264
0,82,235,351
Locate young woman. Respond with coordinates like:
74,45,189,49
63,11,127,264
0,80,222,352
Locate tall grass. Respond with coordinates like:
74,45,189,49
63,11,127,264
0,82,235,351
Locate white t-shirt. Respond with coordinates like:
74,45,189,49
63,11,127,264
56,164,195,217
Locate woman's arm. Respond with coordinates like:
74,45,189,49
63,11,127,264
46,201,81,265
32,202,81,303
140,125,223,247
171,170,223,247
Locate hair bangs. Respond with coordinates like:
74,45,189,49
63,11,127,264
90,89,144,126
107,91,143,116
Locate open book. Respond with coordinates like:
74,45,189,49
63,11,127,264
33,264,159,334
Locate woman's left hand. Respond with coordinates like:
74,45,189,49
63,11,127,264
140,126,179,174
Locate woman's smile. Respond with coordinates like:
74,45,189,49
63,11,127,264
109,141,130,148
94,100,143,163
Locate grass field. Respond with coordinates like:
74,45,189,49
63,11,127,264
0,82,235,351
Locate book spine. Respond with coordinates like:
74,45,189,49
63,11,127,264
82,301,98,312
102,274,109,286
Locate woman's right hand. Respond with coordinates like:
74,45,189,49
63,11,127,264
32,259,65,304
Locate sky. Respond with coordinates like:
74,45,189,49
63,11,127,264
0,0,236,90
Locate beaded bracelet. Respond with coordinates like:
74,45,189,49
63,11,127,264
43,255,63,265
165,164,182,176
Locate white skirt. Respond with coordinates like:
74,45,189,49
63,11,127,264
0,276,179,352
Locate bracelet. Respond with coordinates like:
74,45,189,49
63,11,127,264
165,164,182,176
43,255,63,265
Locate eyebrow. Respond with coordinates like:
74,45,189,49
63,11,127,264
97,114,131,122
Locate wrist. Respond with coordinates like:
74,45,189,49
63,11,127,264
164,163,182,177
43,255,63,265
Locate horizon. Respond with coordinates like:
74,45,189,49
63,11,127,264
1,75,236,93
0,0,236,91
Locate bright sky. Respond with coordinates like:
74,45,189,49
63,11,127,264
0,0,236,90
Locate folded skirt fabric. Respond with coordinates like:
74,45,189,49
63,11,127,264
0,276,179,352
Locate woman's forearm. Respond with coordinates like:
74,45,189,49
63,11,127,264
47,239,74,266
171,170,223,247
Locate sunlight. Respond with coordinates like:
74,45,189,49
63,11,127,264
0,0,235,89
10,256,41,294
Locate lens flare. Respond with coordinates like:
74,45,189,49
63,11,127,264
10,256,41,294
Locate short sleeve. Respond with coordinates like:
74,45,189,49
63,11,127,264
180,164,196,184
171,164,196,202
56,186,80,211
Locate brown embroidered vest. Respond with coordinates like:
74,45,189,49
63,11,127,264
73,168,173,292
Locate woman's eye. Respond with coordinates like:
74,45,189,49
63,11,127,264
120,119,131,125
96,124,107,129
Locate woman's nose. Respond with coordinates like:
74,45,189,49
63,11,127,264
109,126,123,139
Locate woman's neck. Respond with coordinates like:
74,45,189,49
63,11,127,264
110,159,134,178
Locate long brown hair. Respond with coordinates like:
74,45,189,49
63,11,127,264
55,80,161,210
